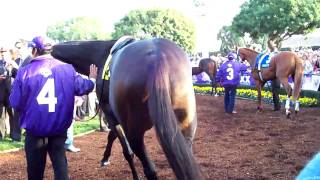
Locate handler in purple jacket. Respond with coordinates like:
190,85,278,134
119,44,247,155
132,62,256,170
216,52,247,114
9,36,98,180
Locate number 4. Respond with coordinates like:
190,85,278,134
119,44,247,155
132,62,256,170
37,78,57,112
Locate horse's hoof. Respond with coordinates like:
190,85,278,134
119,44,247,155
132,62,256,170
101,160,110,167
273,106,281,111
286,112,291,119
295,110,299,115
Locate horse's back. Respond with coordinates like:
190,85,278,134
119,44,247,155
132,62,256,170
198,58,217,79
272,51,303,75
110,38,192,93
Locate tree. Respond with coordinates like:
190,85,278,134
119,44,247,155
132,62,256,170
231,0,320,51
112,9,196,53
47,17,109,42
217,26,246,53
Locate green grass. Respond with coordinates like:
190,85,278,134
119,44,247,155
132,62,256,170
0,117,100,152
73,117,100,135
0,137,24,151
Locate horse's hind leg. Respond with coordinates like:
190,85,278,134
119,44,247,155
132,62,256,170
101,130,117,166
255,81,264,111
211,78,218,96
129,134,157,180
115,125,140,180
279,77,293,118
293,74,303,115
101,106,139,179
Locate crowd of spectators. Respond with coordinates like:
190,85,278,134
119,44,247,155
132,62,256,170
295,48,320,75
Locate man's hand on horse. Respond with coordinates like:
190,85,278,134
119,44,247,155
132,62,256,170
89,64,98,80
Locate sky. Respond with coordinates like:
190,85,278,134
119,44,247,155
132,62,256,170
0,0,246,52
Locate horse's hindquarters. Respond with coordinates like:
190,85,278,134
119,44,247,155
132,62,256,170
109,38,203,179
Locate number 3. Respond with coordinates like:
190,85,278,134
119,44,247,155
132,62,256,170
227,67,234,80
36,78,57,112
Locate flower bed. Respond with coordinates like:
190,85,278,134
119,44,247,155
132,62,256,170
193,86,319,107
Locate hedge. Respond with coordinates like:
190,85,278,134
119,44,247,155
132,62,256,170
193,84,320,107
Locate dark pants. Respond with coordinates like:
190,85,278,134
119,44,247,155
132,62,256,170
271,79,281,111
224,86,237,113
25,132,69,180
10,111,21,141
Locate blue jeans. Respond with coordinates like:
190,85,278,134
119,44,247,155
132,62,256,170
224,86,237,113
65,120,74,148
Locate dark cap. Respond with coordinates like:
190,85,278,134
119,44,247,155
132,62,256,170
227,52,236,60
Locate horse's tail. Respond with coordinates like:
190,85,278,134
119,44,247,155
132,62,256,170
147,55,204,180
293,54,304,101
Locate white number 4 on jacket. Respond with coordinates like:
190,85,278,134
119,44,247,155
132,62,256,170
37,78,57,112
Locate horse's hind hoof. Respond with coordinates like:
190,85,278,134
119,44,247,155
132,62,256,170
101,160,110,167
295,110,299,115
273,106,281,111
286,112,291,119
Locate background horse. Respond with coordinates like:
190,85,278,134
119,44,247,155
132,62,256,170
192,58,218,95
52,38,204,180
0,75,13,139
237,47,303,118
0,50,14,139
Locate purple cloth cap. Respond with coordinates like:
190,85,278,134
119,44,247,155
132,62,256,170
227,52,236,60
28,36,52,51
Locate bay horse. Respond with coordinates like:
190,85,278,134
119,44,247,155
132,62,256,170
0,74,13,139
0,50,14,139
236,47,303,118
192,58,218,95
52,38,204,180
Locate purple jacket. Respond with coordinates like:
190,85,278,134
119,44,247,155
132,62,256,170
9,55,94,136
216,60,247,87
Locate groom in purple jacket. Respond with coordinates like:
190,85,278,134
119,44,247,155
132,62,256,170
9,36,97,180
216,52,247,114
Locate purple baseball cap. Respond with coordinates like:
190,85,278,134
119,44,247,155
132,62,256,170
28,36,52,51
227,52,236,60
